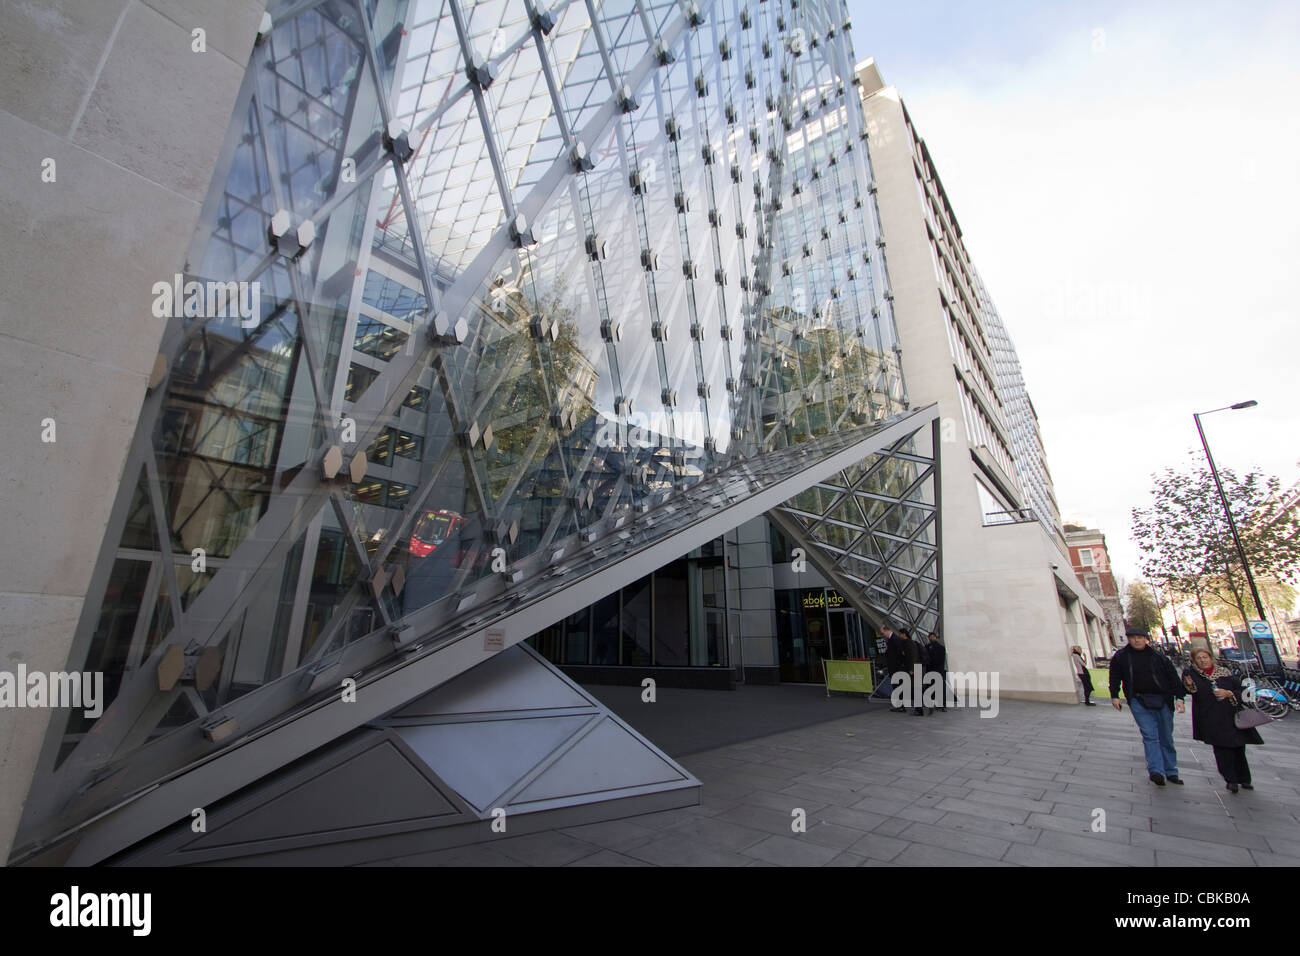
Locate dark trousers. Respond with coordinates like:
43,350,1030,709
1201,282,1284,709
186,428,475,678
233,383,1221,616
1079,668,1094,702
1212,746,1252,785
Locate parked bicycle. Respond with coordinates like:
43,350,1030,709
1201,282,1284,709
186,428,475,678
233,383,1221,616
1220,657,1295,719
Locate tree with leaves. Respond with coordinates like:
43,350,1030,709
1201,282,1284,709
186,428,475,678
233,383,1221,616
1131,457,1300,639
1123,580,1163,633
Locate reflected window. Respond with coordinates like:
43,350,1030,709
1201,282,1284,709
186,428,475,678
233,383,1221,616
346,363,379,402
363,270,427,317
354,316,409,360
393,430,422,460
403,385,430,411
386,482,413,509
355,479,387,505
367,428,395,465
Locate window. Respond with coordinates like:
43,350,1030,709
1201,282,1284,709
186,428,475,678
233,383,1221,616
1079,548,1094,567
402,385,430,412
345,363,378,403
392,430,422,460
355,479,387,506
354,316,408,360
386,482,413,510
362,270,427,318
367,428,395,466
976,479,1007,524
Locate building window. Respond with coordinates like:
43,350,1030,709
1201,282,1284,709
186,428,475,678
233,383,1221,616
402,385,430,412
367,428,395,466
1079,548,1094,567
355,479,386,506
345,363,379,403
386,482,413,510
354,316,409,360
392,430,422,460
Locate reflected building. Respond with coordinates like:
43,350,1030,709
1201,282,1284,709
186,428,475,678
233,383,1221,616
5,0,946,865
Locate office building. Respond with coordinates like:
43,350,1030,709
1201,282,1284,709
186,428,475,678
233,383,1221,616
857,59,1109,698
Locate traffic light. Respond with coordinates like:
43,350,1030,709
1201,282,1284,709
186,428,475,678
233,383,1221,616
1170,625,1179,637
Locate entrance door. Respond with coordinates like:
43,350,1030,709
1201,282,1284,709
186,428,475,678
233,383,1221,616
845,613,866,659
827,610,849,662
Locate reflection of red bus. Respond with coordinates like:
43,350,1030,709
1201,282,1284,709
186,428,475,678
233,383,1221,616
409,509,464,557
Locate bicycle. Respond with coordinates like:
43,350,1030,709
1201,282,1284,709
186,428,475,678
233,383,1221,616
1219,659,1291,720
1239,661,1293,719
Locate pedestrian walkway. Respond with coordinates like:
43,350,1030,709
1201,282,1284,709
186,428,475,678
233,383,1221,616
367,688,1300,866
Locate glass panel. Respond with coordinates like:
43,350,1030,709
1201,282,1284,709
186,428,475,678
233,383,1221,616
620,575,652,666
653,561,688,665
257,6,381,219
592,591,619,665
64,559,151,739
563,608,590,664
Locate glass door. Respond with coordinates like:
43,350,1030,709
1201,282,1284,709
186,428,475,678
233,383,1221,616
827,610,849,662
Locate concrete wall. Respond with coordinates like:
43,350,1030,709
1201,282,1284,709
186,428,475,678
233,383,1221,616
0,0,264,861
734,518,778,678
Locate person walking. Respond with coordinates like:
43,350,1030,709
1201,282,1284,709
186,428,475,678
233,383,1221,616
1071,645,1096,706
925,632,947,712
1108,626,1187,786
900,628,926,716
1181,648,1264,794
883,624,908,713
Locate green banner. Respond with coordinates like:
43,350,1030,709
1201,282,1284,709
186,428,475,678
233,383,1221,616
825,660,874,694
1088,669,1112,698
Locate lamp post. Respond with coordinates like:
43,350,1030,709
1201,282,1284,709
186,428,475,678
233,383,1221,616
1193,402,1268,653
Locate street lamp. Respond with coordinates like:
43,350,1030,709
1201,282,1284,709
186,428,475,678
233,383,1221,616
1192,401,1268,651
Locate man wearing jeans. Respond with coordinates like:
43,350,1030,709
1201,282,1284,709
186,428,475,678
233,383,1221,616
1109,626,1187,786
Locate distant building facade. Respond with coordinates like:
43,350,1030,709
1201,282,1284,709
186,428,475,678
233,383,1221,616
1063,526,1124,649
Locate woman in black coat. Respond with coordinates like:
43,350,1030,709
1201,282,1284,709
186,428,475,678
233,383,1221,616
1181,648,1264,793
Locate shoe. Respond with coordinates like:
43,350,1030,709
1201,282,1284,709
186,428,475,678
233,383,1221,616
1149,772,1166,786
1084,701,1096,707
1166,776,1184,785
1226,783,1239,794
1241,783,1254,790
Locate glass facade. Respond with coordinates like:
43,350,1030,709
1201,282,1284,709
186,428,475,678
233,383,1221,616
529,539,727,667
16,0,942,855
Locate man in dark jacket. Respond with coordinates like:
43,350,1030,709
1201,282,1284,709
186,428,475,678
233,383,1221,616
899,628,925,716
1109,626,1187,786
926,632,948,712
883,624,908,713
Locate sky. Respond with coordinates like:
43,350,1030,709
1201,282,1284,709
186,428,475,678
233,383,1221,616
842,0,1300,587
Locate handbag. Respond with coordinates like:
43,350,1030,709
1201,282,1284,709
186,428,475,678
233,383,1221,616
1234,707,1272,730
